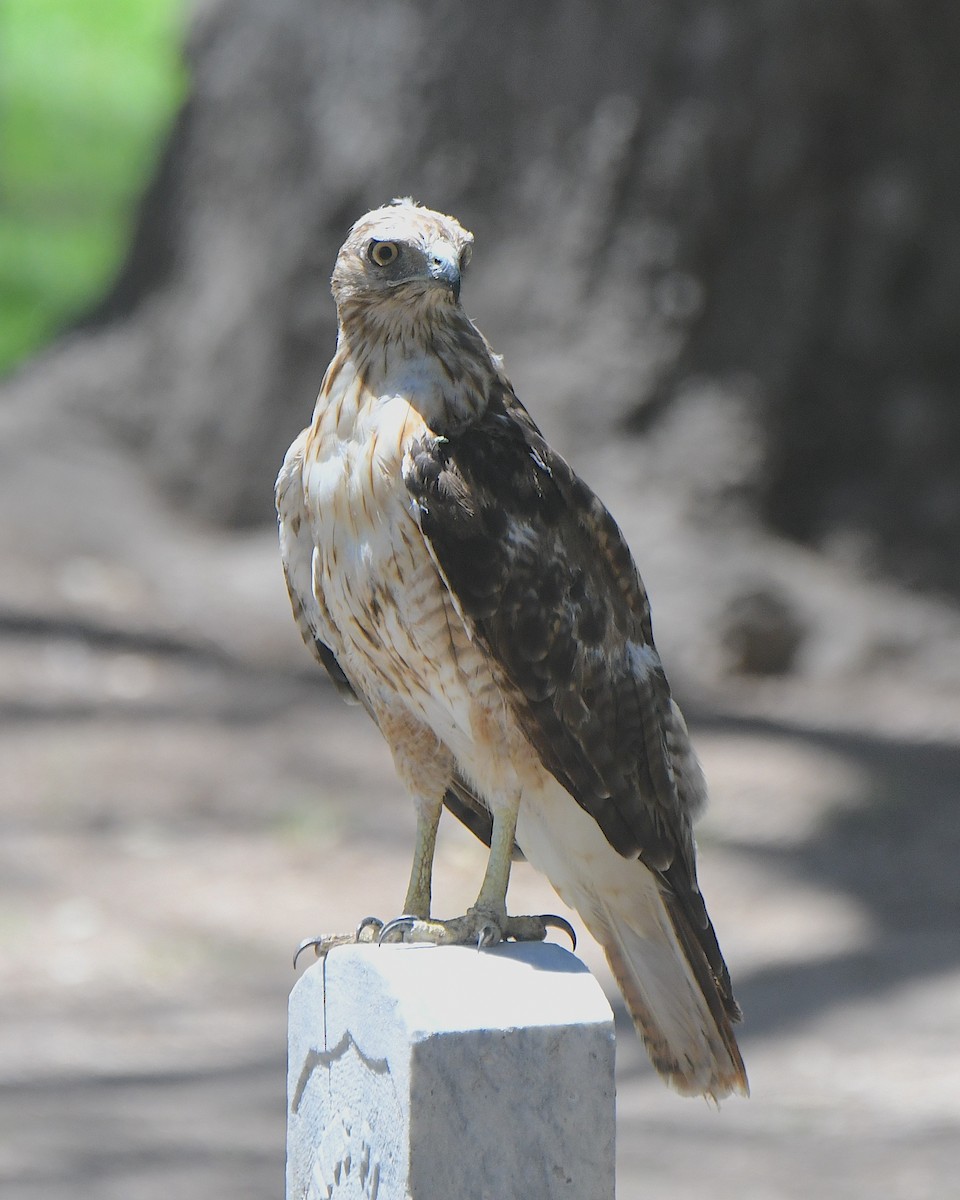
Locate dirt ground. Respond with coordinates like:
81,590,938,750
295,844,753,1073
1,485,958,1200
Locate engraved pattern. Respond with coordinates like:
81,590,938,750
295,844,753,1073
289,1016,404,1200
310,1108,380,1200
293,1033,389,1114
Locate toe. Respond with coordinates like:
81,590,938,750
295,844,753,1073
293,931,358,966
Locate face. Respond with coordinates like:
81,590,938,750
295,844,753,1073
331,200,474,308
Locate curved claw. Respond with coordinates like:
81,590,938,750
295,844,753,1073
540,914,577,952
356,916,384,942
476,922,500,950
293,937,323,969
378,914,419,944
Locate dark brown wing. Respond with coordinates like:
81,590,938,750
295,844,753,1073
405,385,684,862
404,384,738,1016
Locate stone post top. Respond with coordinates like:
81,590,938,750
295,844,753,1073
295,940,614,1037
287,940,617,1199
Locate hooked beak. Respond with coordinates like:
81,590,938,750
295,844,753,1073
426,252,461,302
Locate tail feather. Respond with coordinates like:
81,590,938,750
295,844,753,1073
592,891,748,1101
516,785,748,1100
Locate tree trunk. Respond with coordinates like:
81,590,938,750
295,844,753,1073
20,0,960,598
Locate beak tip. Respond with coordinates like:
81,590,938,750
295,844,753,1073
428,255,462,301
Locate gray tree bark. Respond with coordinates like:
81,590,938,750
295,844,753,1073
29,0,960,597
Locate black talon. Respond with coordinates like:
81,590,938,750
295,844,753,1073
378,914,419,944
541,914,577,951
293,937,323,969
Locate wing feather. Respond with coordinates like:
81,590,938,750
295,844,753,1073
404,387,680,856
404,385,737,1019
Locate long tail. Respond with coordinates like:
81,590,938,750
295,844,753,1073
590,884,748,1101
516,786,748,1100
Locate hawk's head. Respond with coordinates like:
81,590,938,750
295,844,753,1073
331,199,474,311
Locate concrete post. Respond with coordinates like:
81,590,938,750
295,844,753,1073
287,941,615,1200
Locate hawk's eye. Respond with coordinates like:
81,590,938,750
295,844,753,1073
459,245,472,271
368,240,400,267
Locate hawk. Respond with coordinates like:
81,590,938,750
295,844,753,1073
277,199,748,1100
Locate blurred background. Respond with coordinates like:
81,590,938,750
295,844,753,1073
1,2,959,1197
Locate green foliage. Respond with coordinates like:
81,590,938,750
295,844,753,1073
0,0,186,374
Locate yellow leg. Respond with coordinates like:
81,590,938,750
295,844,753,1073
402,795,443,918
473,794,520,916
379,787,576,950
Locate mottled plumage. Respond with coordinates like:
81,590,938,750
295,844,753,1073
277,199,747,1100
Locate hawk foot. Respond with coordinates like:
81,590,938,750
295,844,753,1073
293,916,384,967
378,907,576,951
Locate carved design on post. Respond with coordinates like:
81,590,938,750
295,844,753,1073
293,1028,397,1200
293,1034,390,1114
311,1108,381,1200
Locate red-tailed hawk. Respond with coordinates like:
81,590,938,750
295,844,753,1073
277,199,748,1100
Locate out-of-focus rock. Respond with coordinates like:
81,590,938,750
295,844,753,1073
719,583,808,676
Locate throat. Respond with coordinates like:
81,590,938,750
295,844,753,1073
336,301,497,431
